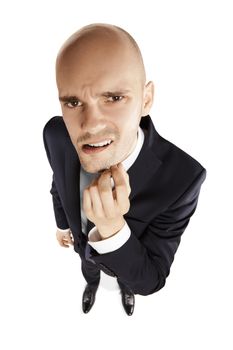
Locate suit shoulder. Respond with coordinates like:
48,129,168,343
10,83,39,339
42,116,71,157
43,116,67,138
154,132,207,197
157,133,206,174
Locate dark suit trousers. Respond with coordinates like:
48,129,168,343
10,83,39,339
76,234,100,287
77,233,127,290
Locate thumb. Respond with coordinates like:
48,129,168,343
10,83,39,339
65,233,74,245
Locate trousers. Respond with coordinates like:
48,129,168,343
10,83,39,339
77,234,128,290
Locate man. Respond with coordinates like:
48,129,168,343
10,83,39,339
43,23,207,316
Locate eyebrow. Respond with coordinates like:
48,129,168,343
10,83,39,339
59,90,131,102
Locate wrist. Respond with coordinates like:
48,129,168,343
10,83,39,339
98,218,125,240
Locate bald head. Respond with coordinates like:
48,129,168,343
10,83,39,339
55,23,146,88
54,24,154,173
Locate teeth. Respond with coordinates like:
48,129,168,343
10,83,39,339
88,140,112,147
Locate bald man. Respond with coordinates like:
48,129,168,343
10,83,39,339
43,23,207,316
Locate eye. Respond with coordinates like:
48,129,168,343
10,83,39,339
64,100,83,109
106,95,124,103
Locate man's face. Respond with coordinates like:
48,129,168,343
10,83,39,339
57,46,146,173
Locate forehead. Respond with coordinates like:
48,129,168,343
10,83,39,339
56,39,143,90
57,60,142,95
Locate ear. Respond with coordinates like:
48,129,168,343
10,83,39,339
141,81,154,116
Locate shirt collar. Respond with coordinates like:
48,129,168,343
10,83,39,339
121,126,144,172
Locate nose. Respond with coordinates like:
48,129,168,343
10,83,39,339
81,104,107,134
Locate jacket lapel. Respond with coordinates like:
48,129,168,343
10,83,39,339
127,116,162,201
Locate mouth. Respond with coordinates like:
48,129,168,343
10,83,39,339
82,140,114,154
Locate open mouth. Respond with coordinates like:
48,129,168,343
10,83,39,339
82,140,114,154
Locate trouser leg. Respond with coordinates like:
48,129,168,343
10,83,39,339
81,258,101,288
117,277,133,293
77,235,101,288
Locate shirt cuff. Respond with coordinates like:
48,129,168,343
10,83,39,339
87,220,131,254
57,227,70,233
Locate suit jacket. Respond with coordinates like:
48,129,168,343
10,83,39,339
43,114,206,295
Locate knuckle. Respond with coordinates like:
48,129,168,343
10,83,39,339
100,185,109,193
98,173,112,192
99,170,111,180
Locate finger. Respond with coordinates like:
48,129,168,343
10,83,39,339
97,170,116,217
111,163,131,196
111,164,130,213
58,240,69,248
65,234,74,245
63,239,73,246
117,163,131,195
88,178,105,217
62,238,72,247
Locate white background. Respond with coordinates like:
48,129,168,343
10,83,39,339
0,0,232,349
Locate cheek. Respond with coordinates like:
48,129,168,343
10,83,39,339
111,100,141,122
119,106,141,130
116,120,139,150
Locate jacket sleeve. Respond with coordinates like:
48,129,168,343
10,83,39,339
49,175,69,229
43,122,69,230
89,168,207,295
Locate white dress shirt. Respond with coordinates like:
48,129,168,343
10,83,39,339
57,126,145,254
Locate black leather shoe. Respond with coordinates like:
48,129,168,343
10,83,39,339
82,284,98,314
120,287,135,316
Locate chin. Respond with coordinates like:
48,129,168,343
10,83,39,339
80,161,111,174
81,164,97,174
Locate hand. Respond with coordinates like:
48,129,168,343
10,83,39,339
56,229,74,248
83,163,131,240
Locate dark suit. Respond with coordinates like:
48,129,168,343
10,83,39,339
43,115,206,295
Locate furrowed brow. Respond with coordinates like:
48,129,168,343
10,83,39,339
102,90,131,96
59,95,80,102
59,90,131,102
